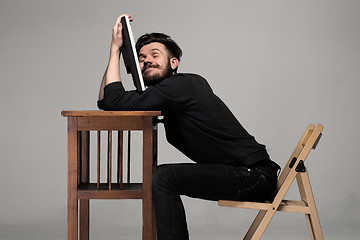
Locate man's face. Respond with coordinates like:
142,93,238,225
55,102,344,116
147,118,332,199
138,42,175,86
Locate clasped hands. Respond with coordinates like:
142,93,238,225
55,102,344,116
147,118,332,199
111,14,133,53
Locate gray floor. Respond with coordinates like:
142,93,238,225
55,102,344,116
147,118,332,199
1,203,358,240
1,222,358,240
1,195,358,240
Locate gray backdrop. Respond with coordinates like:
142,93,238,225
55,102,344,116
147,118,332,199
1,0,359,239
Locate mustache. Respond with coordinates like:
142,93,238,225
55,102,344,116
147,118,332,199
142,63,160,73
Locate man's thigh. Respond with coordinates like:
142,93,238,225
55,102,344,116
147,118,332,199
155,163,259,201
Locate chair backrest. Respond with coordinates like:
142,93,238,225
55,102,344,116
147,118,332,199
275,124,323,193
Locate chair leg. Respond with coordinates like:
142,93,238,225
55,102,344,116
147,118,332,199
244,210,267,240
80,199,90,240
80,131,90,240
244,207,277,240
296,171,324,240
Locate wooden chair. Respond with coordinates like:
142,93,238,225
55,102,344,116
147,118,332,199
218,124,324,240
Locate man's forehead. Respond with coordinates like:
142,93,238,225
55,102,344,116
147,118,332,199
139,42,167,55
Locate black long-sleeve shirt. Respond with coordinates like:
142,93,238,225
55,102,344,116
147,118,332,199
98,73,269,167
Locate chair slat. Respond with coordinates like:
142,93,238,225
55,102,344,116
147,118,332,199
97,131,101,190
81,131,90,184
118,131,123,189
108,131,112,190
127,131,131,183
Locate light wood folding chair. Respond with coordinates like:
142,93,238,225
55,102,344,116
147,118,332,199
218,124,324,239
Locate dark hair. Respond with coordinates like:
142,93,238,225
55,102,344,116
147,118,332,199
135,33,183,61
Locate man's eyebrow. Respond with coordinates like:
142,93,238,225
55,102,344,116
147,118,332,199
150,48,162,53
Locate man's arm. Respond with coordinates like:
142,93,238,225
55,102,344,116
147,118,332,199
98,14,132,101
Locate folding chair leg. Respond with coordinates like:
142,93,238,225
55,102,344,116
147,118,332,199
296,171,324,240
244,210,267,240
244,207,278,240
244,168,299,239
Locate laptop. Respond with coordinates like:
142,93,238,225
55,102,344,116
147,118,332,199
120,16,146,92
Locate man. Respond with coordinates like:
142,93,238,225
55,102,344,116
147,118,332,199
98,14,280,240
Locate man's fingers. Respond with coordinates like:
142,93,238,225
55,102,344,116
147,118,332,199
111,14,131,49
112,22,121,35
113,14,132,33
115,14,132,25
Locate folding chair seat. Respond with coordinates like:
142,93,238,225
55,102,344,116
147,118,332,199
218,124,324,240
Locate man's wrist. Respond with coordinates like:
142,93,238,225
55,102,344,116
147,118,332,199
110,45,121,55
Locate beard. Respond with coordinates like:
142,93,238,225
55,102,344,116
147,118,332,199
142,62,174,86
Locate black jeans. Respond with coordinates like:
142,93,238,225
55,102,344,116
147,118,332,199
151,160,280,240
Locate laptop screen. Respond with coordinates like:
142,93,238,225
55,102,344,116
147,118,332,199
120,16,146,92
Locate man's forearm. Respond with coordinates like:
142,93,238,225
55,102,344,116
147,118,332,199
98,49,122,100
99,14,130,101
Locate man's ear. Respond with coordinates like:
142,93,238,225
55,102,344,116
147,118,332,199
170,57,179,70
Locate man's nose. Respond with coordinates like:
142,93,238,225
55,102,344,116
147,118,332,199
143,59,152,68
144,57,152,64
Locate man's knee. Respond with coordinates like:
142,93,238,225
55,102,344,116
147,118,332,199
152,164,178,192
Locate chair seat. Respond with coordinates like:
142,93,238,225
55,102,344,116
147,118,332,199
219,199,310,214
